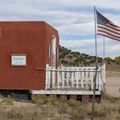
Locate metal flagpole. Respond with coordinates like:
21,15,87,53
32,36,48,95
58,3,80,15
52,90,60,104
91,6,98,120
103,36,105,63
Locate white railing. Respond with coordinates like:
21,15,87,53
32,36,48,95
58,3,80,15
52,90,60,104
45,64,106,91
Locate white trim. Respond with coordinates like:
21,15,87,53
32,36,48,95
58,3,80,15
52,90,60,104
31,90,101,95
52,35,56,68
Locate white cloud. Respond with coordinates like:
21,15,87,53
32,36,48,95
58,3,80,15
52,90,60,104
57,22,94,35
0,0,120,58
60,38,120,59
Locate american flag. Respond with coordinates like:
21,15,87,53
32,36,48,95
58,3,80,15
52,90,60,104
96,10,120,41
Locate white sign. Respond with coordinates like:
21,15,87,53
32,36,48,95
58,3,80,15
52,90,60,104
11,54,27,66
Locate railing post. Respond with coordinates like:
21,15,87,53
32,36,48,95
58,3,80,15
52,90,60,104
98,70,102,91
86,68,88,89
48,68,51,89
66,69,69,88
75,67,79,88
62,67,65,88
96,71,99,90
52,67,55,88
45,64,49,90
90,68,94,90
45,65,106,92
57,67,60,88
81,68,84,89
102,64,106,84
71,67,74,88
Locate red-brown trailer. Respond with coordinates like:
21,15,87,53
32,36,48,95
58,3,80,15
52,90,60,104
0,21,59,90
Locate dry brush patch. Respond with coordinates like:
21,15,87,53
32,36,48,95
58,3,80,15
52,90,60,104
0,94,120,120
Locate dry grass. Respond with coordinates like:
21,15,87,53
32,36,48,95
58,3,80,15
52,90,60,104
0,93,119,120
106,67,120,77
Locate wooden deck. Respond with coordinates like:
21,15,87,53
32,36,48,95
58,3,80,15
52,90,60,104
32,64,105,95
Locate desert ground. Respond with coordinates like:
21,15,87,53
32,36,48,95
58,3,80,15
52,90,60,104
105,68,120,97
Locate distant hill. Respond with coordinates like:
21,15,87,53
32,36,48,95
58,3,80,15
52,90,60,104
59,45,120,68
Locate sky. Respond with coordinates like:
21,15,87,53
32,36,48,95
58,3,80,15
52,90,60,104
0,0,120,59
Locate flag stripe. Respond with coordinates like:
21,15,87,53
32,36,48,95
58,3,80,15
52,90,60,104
108,22,120,28
97,29,120,39
107,23,120,31
96,10,120,41
97,25,120,36
98,23,120,32
97,33,120,41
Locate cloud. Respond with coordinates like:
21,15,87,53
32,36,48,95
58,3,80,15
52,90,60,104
60,38,120,59
57,22,94,35
0,0,120,59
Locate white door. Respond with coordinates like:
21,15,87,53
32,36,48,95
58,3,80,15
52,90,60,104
52,35,56,68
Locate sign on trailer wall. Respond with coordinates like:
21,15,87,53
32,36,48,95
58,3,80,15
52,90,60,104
11,54,27,66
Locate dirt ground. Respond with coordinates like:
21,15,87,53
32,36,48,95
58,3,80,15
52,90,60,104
105,69,120,97
105,77,120,97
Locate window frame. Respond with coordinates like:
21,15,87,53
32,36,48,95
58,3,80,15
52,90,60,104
48,44,50,59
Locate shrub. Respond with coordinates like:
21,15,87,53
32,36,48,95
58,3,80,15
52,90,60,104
46,95,59,105
59,54,66,59
98,58,103,63
68,62,74,66
31,94,47,105
67,99,80,107
105,57,112,60
71,52,80,55
86,56,93,59
59,103,68,114
7,108,23,119
46,103,57,117
89,59,96,63
115,56,120,63
67,55,73,59
87,103,106,118
83,61,89,66
4,95,13,105
59,96,67,103
0,108,6,117
94,109,106,118
103,93,116,103
60,60,69,65
70,108,86,120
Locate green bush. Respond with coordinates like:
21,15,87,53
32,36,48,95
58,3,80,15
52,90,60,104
5,95,13,105
89,59,96,63
59,54,66,59
67,55,73,59
98,58,103,63
71,52,80,55
60,60,69,65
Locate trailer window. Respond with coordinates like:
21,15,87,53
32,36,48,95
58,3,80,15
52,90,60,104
48,44,50,58
56,48,58,59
